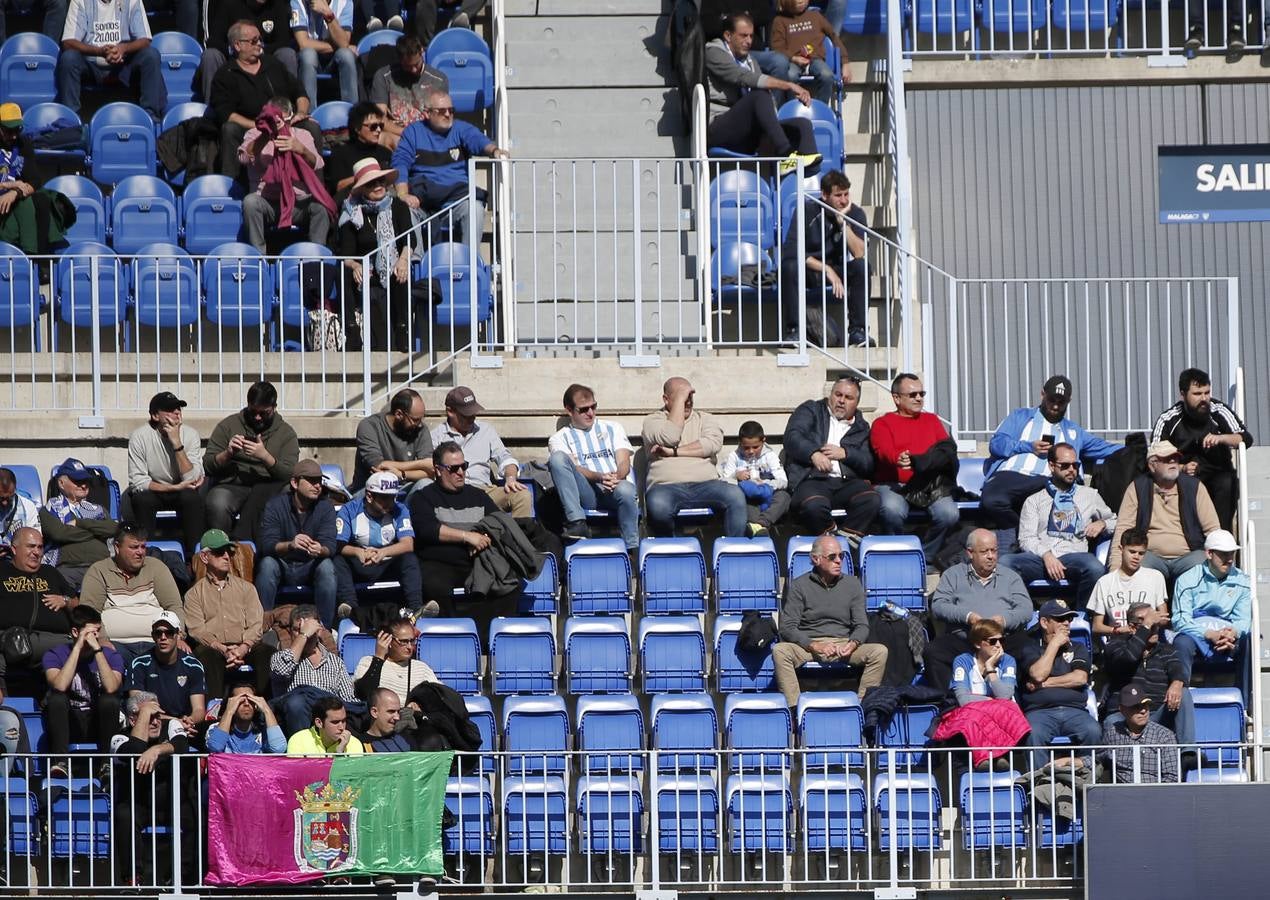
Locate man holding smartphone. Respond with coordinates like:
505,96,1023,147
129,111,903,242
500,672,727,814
980,375,1121,553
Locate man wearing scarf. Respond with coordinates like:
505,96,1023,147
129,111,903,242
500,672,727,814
1000,442,1115,611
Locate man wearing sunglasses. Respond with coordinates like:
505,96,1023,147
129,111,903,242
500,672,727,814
1108,439,1220,584
980,375,1121,553
257,459,338,625
999,442,1115,611
390,86,508,243
773,534,888,706
127,611,207,738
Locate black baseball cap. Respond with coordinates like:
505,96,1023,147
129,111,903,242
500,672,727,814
1118,684,1151,708
149,391,187,415
1042,375,1072,402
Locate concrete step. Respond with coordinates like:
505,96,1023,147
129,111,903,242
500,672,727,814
508,87,684,158
505,15,667,89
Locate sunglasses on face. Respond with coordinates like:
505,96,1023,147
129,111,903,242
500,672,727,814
897,390,926,399
362,122,385,131
1052,461,1078,470
440,462,470,473
817,552,845,561
428,106,455,115
152,628,178,639
983,637,1003,645
574,403,598,414
1155,455,1182,464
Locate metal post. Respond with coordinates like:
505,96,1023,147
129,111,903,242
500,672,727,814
1148,0,1187,65
944,278,960,440
886,0,915,372
362,249,374,416
622,158,659,367
79,255,105,429
167,755,198,899
779,160,809,367
470,158,502,369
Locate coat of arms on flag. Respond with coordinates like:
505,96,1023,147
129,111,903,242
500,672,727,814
294,781,361,872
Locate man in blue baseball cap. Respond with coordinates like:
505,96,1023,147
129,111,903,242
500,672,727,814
40,457,114,592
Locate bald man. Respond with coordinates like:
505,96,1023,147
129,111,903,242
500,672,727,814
773,534,888,705
641,377,748,537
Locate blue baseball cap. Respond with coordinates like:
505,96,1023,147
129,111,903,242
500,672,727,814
54,458,92,482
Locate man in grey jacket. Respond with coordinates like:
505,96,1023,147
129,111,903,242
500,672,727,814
922,528,1033,693
704,13,821,174
773,534,888,705
352,388,434,495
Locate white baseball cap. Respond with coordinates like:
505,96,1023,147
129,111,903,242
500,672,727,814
1204,530,1240,552
365,471,402,495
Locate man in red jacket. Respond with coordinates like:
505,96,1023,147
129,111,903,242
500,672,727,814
869,372,959,558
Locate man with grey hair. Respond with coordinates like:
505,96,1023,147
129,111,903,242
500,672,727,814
922,528,1033,692
772,534,888,705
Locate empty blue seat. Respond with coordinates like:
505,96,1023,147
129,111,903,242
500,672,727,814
422,242,493,327
504,776,568,854
878,703,939,768
152,32,201,105
55,242,128,335
860,535,926,612
489,617,555,695
89,102,157,184
576,695,644,775
566,538,632,615
463,695,496,774
842,0,888,32
202,242,274,329
798,691,866,770
0,242,40,347
714,614,775,693
651,694,717,774
50,790,111,858
710,172,777,249
1191,686,1245,770
520,552,559,615
131,243,200,329
640,537,706,614
787,534,853,579
875,774,942,851
425,28,494,112
564,616,631,694
444,775,494,860
0,33,58,108
726,773,793,853
356,28,405,55
725,694,791,773
956,457,987,512
803,773,867,853
777,99,843,169
911,0,974,36
640,615,706,694
502,695,568,776
713,537,779,613
182,175,246,256
416,618,482,694
708,167,774,214
654,774,719,853
959,770,1027,851
160,100,207,135
577,776,644,854
1051,0,1120,41
110,176,179,254
2,779,39,854
710,241,773,307
23,102,86,166
277,242,338,348
338,632,376,674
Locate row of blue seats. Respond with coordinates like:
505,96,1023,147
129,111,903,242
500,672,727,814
814,0,1121,37
0,28,495,123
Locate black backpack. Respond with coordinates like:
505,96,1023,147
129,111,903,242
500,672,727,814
737,610,778,653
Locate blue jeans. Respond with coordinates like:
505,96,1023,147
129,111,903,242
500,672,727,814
1142,549,1207,586
1104,689,1195,745
298,46,360,107
547,451,639,549
999,550,1105,610
1172,631,1251,703
55,45,167,121
645,480,748,538
272,685,367,737
333,552,423,607
786,56,835,105
749,48,791,79
875,484,960,560
257,556,338,626
1025,705,1102,768
0,706,27,775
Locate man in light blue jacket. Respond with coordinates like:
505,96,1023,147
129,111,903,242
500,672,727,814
1171,529,1252,701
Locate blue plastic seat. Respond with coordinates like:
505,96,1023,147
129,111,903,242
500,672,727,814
803,772,867,852
444,775,494,859
563,616,631,694
714,614,775,693
798,691,866,770
956,457,987,512
725,694,791,773
277,242,338,348
182,175,245,256
55,242,129,336
110,175,179,254
89,102,157,184
489,617,555,695
339,632,377,674
160,101,207,134
787,534,853,580
640,537,706,614
520,552,559,615
1191,686,1245,770
0,33,58,108
2,780,39,854
147,539,184,559
131,242,201,330
0,242,40,347
713,536,779,613
911,0,974,37
977,0,1046,33
151,32,201,105
566,538,632,615
50,790,111,858
4,465,43,505
726,773,793,853
878,703,940,768
421,242,493,327
202,242,274,329
425,28,494,112
959,770,1027,851
576,695,644,775
577,775,644,854
709,171,776,250
860,535,927,613
356,28,405,55
502,695,568,776
776,171,823,241
875,774,942,851
710,242,774,307
777,98,843,169
654,773,719,853
639,615,706,694
46,175,106,245
1051,0,1120,42
504,775,568,854
843,0,888,32
463,694,496,773
22,102,86,166
651,694,717,774
311,101,352,138
416,618,482,694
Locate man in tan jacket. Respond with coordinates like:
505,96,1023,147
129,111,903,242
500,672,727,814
641,377,748,537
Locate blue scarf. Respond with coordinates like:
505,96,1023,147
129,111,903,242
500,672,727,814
1045,479,1083,539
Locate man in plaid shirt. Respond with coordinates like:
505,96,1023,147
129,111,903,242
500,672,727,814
1099,684,1180,784
270,604,364,735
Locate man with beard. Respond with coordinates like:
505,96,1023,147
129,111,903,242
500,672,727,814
1151,367,1252,530
258,460,338,625
204,381,300,542
980,375,1120,552
352,388,434,495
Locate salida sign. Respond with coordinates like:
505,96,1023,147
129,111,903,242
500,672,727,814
1159,144,1270,223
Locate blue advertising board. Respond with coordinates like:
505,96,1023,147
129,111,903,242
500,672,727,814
1158,143,1270,223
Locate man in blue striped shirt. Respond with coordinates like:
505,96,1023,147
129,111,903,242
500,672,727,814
333,471,423,617
547,383,639,550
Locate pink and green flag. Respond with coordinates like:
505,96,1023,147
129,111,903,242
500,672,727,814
205,752,453,885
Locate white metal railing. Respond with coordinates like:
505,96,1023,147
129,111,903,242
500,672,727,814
899,0,1266,60
0,744,1251,893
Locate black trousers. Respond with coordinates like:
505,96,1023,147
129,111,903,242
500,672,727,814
420,556,524,652
792,475,881,534
44,690,122,754
127,487,206,554
204,480,287,543
193,641,273,700
706,91,819,160
1201,467,1239,530
341,274,436,352
780,255,867,337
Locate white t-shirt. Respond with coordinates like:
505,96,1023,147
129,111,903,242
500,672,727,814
1086,567,1168,627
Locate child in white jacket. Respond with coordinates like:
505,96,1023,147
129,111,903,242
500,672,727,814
718,421,791,536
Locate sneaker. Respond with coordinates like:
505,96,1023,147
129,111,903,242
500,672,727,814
847,329,876,348
993,755,1013,772
562,520,591,542
777,151,822,176
386,14,404,30
746,522,769,537
449,11,471,28
1185,26,1203,52
419,600,441,618
47,763,69,780
335,602,353,621
374,874,396,887
1228,24,1245,53
418,876,439,893
365,15,383,31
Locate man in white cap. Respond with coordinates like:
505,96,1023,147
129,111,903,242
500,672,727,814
333,471,424,618
127,611,207,736
1171,529,1252,700
1108,439,1220,584
431,386,531,518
